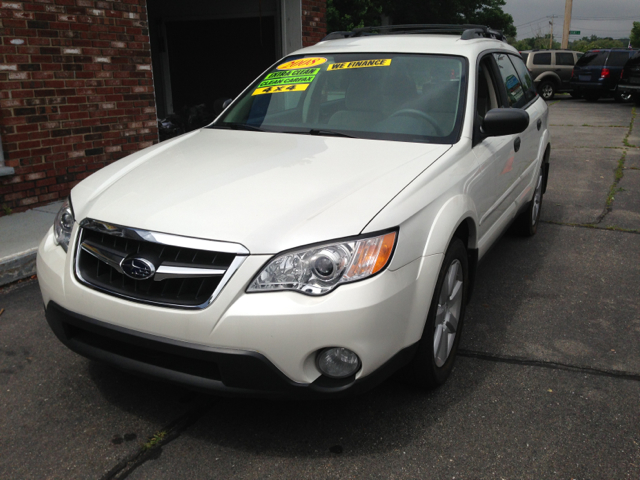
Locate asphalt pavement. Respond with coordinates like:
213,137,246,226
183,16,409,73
1,97,639,479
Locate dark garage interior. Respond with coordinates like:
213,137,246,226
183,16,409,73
147,0,279,138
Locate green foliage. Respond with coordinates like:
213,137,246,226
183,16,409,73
327,0,382,32
509,35,560,51
509,34,630,53
327,0,515,37
143,431,167,451
570,35,628,52
631,22,640,48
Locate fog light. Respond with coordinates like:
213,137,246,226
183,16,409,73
316,347,361,378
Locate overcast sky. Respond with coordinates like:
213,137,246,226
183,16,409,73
503,0,639,40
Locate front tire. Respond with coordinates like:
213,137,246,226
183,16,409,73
405,238,468,389
538,81,555,101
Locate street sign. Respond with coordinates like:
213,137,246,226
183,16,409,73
569,30,580,35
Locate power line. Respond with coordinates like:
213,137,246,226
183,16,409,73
515,16,549,28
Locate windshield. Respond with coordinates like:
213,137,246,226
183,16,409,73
212,53,467,144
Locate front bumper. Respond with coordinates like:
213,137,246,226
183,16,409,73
45,301,419,398
38,225,441,397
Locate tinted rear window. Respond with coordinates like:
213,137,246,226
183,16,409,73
533,53,551,65
627,52,640,66
520,53,529,63
555,52,575,66
607,51,631,66
576,51,607,67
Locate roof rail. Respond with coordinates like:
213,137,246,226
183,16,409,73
321,24,506,42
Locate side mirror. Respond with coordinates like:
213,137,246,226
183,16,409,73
482,108,529,136
213,97,233,116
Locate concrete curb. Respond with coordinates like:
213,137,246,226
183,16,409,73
0,247,39,287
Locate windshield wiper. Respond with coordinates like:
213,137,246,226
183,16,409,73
307,129,356,138
209,123,266,132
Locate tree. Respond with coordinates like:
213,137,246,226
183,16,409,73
327,0,382,32
327,0,516,37
631,22,640,48
509,34,560,51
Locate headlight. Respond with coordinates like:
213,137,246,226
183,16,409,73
247,230,397,295
53,198,74,252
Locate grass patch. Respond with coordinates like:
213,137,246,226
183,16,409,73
542,220,639,234
623,106,637,148
142,431,167,451
604,151,627,208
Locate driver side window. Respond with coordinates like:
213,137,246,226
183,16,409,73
477,58,499,118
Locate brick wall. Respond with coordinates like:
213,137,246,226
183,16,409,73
0,0,158,215
301,0,326,47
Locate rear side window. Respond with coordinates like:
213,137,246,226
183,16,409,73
533,53,551,65
509,54,537,103
607,51,632,66
555,52,575,66
576,51,607,67
493,53,526,108
521,53,529,63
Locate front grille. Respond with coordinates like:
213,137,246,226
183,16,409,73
75,219,248,308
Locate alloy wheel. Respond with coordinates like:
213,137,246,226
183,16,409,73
531,168,543,226
433,259,463,367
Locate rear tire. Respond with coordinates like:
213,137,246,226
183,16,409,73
404,238,468,389
614,91,633,103
513,164,545,237
538,81,555,101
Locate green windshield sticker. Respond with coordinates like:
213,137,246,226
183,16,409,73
265,68,320,79
258,76,316,88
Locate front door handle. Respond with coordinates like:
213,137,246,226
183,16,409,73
537,118,542,130
514,137,521,152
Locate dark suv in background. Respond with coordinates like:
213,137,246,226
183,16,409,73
521,50,583,100
617,51,640,105
571,48,639,102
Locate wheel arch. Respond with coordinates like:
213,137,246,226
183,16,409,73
535,72,561,87
422,198,479,303
451,218,478,303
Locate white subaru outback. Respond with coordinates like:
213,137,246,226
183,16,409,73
37,25,550,397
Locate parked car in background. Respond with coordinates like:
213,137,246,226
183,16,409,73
617,50,640,105
520,49,583,100
571,48,639,102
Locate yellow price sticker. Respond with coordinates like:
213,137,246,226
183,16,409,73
277,57,327,70
328,59,392,71
252,83,310,96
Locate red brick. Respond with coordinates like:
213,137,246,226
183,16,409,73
0,0,162,211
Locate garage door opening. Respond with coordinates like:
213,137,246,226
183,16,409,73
148,1,279,140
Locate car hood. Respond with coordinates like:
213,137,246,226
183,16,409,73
72,128,450,254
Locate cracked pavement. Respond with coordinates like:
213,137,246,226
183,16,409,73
1,97,639,479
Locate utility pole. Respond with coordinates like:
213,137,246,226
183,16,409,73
548,15,557,49
561,0,574,49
